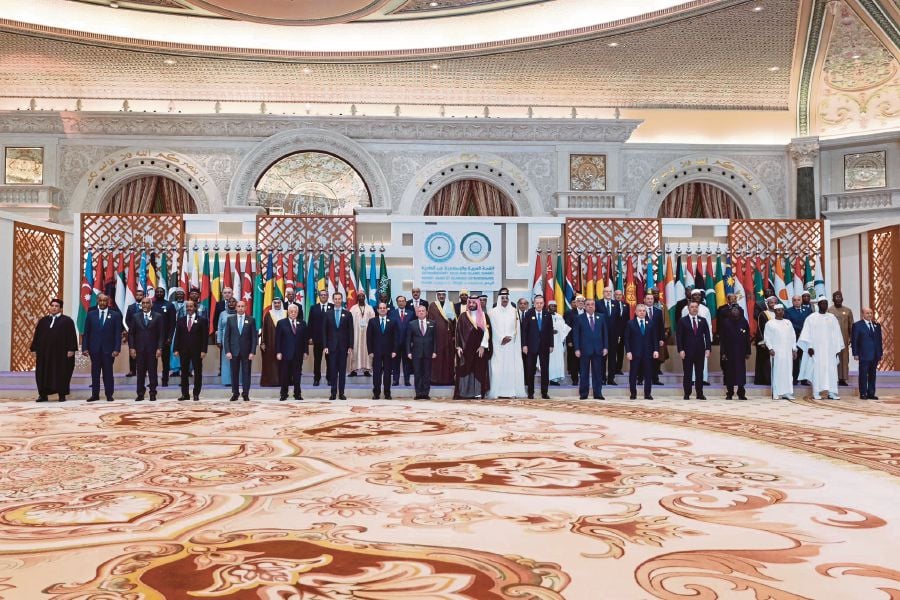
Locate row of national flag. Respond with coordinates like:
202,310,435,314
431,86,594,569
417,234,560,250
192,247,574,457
77,248,391,335
530,250,826,330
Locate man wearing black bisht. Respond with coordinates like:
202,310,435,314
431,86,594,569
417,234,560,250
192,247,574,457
720,305,751,400
453,296,492,399
30,298,78,402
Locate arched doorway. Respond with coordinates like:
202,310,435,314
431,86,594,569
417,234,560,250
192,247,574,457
658,182,745,219
424,179,518,217
100,176,197,214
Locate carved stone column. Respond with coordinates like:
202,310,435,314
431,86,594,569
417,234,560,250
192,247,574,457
789,136,819,219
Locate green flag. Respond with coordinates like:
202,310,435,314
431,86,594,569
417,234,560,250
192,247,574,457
804,255,815,295
377,253,391,304
317,253,326,292
615,253,623,291
159,252,169,293
253,252,264,327
714,255,726,308
783,255,793,298
358,252,368,299
753,264,765,309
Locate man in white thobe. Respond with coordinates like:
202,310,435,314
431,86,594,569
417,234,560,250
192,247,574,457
681,289,712,384
798,296,845,400
546,300,571,384
487,288,526,398
763,304,797,400
349,294,376,377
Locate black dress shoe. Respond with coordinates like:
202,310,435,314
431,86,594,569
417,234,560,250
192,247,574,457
313,379,320,386
161,379,169,388
392,380,400,386
703,381,710,386
177,395,190,401
579,396,587,400
87,396,100,402
644,395,653,400
134,396,144,402
170,371,180,378
653,380,663,385
594,395,605,400
839,379,849,386
372,394,380,400
870,395,879,400
629,394,637,400
125,372,135,377
616,370,624,375
279,396,287,401
58,396,66,402
339,395,347,400
384,395,391,400
106,397,114,402
329,395,336,400
606,379,617,386
541,394,550,399
738,395,747,400
242,396,250,402
365,371,371,376
36,397,47,402
528,394,534,399
697,395,707,400
149,396,157,402
349,370,358,377
229,395,238,402
683,395,690,400
193,396,200,401
725,393,734,400
404,380,411,386
636,379,643,385
294,396,303,401
549,380,560,386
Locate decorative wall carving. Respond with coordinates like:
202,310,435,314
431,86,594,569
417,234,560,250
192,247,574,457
844,150,887,190
256,151,371,214
569,154,607,191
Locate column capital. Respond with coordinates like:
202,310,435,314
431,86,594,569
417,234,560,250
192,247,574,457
789,136,820,168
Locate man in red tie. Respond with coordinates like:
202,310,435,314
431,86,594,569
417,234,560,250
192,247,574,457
676,301,712,400
173,299,209,401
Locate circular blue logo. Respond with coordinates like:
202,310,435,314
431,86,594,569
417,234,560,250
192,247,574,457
460,232,491,263
424,232,455,263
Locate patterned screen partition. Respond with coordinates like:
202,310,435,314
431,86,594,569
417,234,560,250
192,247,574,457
728,219,825,265
869,226,898,371
80,213,184,274
564,218,663,252
256,216,356,252
11,222,65,371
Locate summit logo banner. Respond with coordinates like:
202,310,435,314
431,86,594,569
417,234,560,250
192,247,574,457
416,224,501,290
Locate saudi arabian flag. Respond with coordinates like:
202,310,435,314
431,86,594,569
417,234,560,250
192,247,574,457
804,255,815,295
377,253,391,306
253,252,265,328
674,254,685,303
783,255,793,300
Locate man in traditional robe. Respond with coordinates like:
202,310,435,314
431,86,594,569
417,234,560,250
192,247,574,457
426,290,456,385
488,288,526,398
720,305,750,400
453,290,469,317
754,296,777,385
31,298,78,402
564,295,586,385
168,288,186,377
82,293,123,402
259,298,286,387
852,308,883,400
764,304,798,400
798,296,845,400
546,300,571,385
827,291,853,386
454,297,491,399
785,295,812,385
349,293,375,377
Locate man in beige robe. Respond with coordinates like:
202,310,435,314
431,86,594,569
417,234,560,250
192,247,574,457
259,299,286,387
827,290,853,386
349,294,375,376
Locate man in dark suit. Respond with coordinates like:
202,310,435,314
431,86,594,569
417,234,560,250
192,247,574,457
128,296,165,402
676,301,712,399
284,287,304,321
173,299,208,401
389,295,415,386
306,289,333,387
596,288,623,385
625,303,659,399
785,295,811,384
323,292,353,400
151,287,176,386
852,307,883,400
222,300,257,401
407,303,436,399
275,303,307,401
564,295,586,385
124,288,144,377
521,294,554,399
212,286,234,339
613,289,630,376
367,301,397,399
410,287,429,310
640,293,665,385
81,293,123,402
573,298,608,400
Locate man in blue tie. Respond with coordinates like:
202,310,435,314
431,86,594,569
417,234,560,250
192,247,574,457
82,293,123,402
852,308,883,400
223,300,257,402
323,292,354,400
625,303,659,399
573,298,608,400
367,301,397,399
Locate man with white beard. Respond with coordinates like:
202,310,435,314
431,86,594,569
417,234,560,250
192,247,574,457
763,304,797,400
487,288,526,398
798,296,845,400
546,300,571,385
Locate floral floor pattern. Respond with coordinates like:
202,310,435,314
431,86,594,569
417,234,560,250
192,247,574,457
1,397,899,599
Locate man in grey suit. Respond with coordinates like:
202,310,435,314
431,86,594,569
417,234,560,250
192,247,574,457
222,300,257,402
407,304,436,399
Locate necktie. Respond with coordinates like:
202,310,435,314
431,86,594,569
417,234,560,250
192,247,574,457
692,317,697,334
291,320,297,334
537,313,542,331
606,301,610,314
380,318,385,332
143,313,148,327
188,316,193,331
50,315,56,328
420,320,426,335
100,310,105,326
335,310,341,326
589,315,595,330
238,317,243,334
648,307,653,319
639,319,645,334
869,322,875,333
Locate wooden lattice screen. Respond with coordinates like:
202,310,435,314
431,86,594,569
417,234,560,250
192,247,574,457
11,222,65,371
256,216,356,252
869,226,898,371
728,219,825,265
564,218,663,252
80,213,184,274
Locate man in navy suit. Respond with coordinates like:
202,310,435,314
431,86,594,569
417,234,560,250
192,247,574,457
596,288,623,385
367,301,397,399
521,295,554,399
275,304,307,401
390,295,415,386
151,287,176,386
639,293,665,386
852,308,883,400
323,292,353,400
625,303,660,399
173,299,209,401
82,293,123,402
306,289,333,386
222,300,257,402
573,299,608,400
124,288,144,377
410,287,429,310
676,301,712,399
406,303,436,399
128,296,165,402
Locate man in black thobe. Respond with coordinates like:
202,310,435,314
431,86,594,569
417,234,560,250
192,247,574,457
720,305,751,399
31,298,78,402
454,298,492,399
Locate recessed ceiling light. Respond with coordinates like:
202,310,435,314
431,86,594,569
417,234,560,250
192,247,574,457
430,63,440,69
851,53,861,59
768,66,780,71
429,1,439,6
302,67,311,74
163,58,176,66
607,42,619,47
752,5,764,11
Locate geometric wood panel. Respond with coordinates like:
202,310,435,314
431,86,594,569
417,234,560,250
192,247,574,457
256,215,356,253
869,226,898,371
80,213,184,276
564,218,663,252
728,219,825,265
11,222,65,372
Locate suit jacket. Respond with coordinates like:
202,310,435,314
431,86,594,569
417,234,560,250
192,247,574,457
322,308,353,353
521,308,554,355
573,312,608,357
82,308,123,355
128,311,165,354
125,301,143,331
213,299,226,333
675,315,712,355
596,298,625,334
411,298,429,309
151,298,176,339
624,318,657,360
389,306,415,350
173,314,209,356
851,320,883,363
643,305,665,344
275,317,307,362
306,302,334,345
407,318,436,358
222,314,258,358
785,306,811,336
366,315,397,357
284,300,305,322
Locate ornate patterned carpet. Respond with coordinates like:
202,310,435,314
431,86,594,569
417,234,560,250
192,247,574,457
1,396,899,599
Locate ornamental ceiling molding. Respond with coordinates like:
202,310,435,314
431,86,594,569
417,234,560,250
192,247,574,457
69,147,220,214
0,0,744,61
226,128,390,210
633,154,778,219
0,113,643,143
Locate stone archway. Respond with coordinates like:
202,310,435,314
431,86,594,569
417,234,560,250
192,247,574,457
227,128,390,210
69,148,218,214
398,152,543,216
658,181,746,219
100,174,199,214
